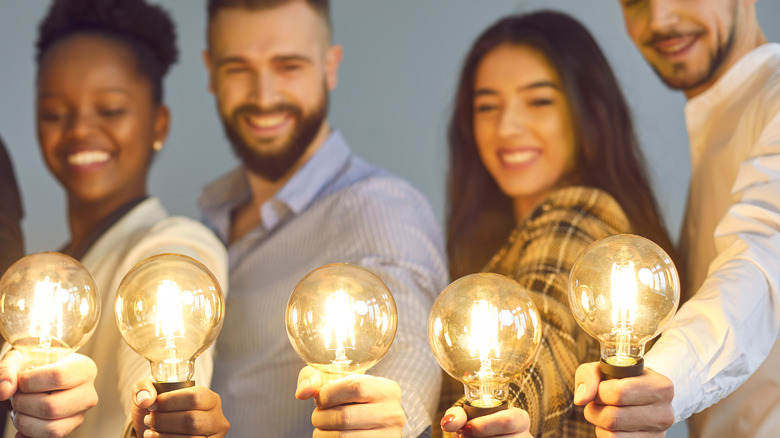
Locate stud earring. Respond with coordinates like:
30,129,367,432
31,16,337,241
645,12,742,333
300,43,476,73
153,141,164,152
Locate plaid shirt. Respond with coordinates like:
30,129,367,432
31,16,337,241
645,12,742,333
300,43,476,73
439,186,630,438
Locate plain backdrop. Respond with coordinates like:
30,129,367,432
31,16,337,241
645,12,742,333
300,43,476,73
2,2,779,435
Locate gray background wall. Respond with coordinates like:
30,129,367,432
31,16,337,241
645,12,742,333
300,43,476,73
1,2,779,435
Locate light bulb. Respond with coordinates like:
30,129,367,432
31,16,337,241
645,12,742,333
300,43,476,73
428,273,542,418
114,253,225,392
0,252,99,369
568,234,680,379
285,263,397,382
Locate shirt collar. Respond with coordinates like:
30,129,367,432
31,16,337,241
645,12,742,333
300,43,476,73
199,129,352,238
276,129,351,215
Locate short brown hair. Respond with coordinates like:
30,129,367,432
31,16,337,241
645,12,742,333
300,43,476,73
207,0,331,34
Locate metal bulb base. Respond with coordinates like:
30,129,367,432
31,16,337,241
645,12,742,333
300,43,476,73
600,357,643,380
153,380,195,394
464,400,508,420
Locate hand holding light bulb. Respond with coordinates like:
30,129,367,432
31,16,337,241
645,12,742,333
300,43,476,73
570,234,679,435
0,252,100,438
287,263,405,436
429,273,541,437
114,253,227,438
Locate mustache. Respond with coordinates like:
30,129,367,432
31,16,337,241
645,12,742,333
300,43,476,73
231,102,301,118
644,30,694,46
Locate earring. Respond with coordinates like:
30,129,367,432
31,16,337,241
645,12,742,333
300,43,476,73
153,141,164,152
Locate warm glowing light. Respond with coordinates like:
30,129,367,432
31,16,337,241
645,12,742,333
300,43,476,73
323,290,356,367
30,276,62,342
155,280,185,339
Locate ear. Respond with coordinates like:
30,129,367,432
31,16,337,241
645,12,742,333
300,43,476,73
324,44,343,91
154,105,170,145
203,50,216,95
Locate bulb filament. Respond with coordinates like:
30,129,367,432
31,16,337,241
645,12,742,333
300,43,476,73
155,280,186,380
610,261,638,364
468,300,501,406
324,290,356,373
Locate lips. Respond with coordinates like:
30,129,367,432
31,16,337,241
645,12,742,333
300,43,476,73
650,34,699,59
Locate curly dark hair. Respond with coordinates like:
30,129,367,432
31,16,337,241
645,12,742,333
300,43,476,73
36,0,178,103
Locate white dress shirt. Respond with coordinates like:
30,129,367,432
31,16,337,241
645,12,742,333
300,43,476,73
4,198,228,438
644,43,780,435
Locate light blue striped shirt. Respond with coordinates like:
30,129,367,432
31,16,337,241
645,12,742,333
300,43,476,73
199,131,447,437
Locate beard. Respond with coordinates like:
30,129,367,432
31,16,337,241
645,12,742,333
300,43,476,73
646,4,738,92
220,87,328,182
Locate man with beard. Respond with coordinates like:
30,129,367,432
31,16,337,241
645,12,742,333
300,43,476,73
198,0,447,436
573,1,780,437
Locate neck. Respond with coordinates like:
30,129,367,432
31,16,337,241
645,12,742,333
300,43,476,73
66,194,144,252
512,192,547,224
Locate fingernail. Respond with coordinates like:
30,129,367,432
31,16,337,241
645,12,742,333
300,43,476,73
136,390,151,404
441,414,455,428
462,424,474,437
143,430,153,438
575,383,586,403
143,414,151,427
0,380,11,395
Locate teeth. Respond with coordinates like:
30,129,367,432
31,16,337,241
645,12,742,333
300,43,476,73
502,150,537,164
67,150,110,166
247,114,286,128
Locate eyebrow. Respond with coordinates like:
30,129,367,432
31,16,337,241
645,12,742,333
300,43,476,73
38,88,130,99
474,80,561,97
215,54,313,67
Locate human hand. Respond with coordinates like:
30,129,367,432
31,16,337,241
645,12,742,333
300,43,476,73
295,366,405,437
130,379,229,438
0,350,98,438
439,405,532,438
574,362,674,437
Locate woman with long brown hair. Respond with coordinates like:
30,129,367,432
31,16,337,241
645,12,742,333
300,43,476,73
439,10,678,438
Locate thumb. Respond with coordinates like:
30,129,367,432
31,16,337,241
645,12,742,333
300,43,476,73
0,350,22,400
295,366,323,400
132,379,158,410
574,362,602,406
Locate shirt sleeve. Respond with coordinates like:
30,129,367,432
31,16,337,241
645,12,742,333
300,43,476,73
332,177,449,438
645,109,780,422
113,216,228,417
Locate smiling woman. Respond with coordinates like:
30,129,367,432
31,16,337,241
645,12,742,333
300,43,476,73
0,0,231,437
440,10,678,438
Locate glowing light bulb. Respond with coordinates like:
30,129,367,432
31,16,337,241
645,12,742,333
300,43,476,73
568,234,680,378
0,252,99,369
115,253,224,393
285,263,397,382
428,273,542,418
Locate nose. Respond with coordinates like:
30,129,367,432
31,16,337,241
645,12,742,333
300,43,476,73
648,0,680,32
249,69,282,109
497,99,526,139
63,111,97,140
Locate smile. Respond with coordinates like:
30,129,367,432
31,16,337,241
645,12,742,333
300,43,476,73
67,150,110,166
245,113,289,130
500,149,540,166
651,34,698,58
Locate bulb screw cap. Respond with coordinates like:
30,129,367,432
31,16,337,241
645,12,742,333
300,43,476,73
599,357,643,380
464,400,508,420
153,380,195,394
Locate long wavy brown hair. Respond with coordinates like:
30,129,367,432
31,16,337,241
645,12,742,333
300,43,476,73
447,11,678,279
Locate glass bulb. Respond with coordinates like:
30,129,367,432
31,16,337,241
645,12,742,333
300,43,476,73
114,253,225,385
428,273,542,411
568,234,680,378
0,252,100,369
285,263,397,381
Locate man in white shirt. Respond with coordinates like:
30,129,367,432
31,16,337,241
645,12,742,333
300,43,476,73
574,1,780,437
